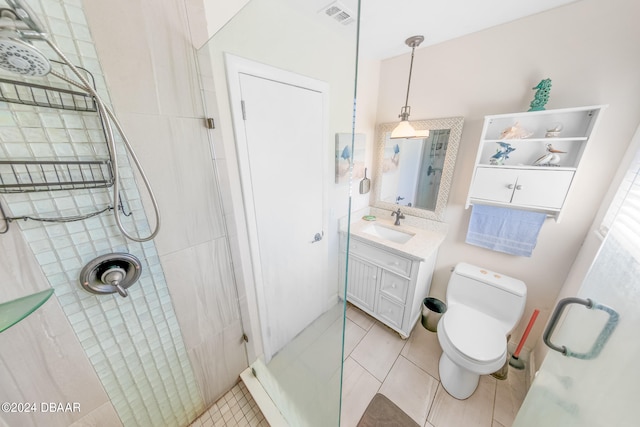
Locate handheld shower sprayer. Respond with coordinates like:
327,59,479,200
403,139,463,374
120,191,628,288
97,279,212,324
0,1,49,76
0,26,50,76
0,0,161,242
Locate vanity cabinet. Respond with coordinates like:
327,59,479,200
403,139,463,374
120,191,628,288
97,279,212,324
339,234,436,338
466,105,606,220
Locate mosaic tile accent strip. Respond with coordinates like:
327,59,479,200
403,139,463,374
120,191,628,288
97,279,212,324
189,382,269,427
0,0,204,425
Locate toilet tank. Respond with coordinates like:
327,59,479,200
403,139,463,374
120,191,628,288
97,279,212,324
447,263,527,333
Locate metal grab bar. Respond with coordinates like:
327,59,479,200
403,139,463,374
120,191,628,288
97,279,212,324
543,297,620,360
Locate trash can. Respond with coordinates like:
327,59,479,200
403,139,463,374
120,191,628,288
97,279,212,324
421,297,447,332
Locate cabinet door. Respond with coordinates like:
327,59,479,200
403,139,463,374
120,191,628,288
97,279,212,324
469,167,518,203
511,169,574,209
345,256,378,312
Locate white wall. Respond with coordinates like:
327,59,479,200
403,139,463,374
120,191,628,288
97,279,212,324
201,0,250,46
369,0,640,354
353,56,382,212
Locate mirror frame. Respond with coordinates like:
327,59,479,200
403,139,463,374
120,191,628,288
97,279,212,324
371,116,464,221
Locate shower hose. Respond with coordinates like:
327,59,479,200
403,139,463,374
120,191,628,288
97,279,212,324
44,39,161,242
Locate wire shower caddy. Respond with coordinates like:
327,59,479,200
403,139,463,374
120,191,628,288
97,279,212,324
0,64,114,194
0,63,126,232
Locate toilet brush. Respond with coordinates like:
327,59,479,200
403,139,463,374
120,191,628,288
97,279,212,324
509,309,540,370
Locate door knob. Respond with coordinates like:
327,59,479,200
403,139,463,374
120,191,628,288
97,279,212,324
311,231,324,243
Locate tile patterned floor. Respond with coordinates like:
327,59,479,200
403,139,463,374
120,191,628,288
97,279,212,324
189,382,269,427
192,303,528,427
341,304,529,427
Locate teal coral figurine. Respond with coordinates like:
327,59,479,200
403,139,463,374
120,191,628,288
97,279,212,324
528,78,552,111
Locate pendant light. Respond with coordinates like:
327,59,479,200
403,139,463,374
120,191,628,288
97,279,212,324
390,35,429,140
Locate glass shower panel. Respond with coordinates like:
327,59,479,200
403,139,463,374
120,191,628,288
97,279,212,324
513,146,640,425
197,0,359,425
514,220,640,425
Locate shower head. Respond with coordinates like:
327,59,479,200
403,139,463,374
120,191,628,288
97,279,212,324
0,0,51,76
0,30,50,76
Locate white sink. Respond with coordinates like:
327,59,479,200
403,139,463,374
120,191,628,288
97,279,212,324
362,223,415,244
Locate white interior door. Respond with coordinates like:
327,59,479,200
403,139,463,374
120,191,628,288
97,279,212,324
227,55,329,361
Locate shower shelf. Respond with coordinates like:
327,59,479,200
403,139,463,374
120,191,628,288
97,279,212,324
0,77,97,112
0,68,114,194
0,289,54,333
0,159,114,193
0,65,133,231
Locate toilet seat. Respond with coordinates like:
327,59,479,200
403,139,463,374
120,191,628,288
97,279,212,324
439,305,506,366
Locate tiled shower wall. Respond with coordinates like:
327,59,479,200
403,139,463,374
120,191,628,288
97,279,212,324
0,0,246,426
0,0,203,425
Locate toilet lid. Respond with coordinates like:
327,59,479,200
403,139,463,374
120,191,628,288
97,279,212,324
442,306,506,363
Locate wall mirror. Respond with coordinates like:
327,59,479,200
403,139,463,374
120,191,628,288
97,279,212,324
371,117,464,221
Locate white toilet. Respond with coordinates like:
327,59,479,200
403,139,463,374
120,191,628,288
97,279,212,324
437,263,527,400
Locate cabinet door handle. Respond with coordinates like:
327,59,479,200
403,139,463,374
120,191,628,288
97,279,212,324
507,184,514,189
515,184,523,190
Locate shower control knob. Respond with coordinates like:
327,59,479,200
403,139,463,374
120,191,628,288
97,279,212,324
101,266,126,285
116,285,128,297
80,253,142,298
101,266,128,297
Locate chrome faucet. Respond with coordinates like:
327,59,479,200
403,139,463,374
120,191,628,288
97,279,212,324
391,208,405,226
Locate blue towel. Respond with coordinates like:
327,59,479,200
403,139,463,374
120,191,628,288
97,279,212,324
466,204,547,257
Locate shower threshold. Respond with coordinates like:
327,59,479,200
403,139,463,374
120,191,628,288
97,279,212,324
241,367,288,426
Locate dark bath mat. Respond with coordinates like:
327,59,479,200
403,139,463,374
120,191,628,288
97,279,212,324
357,393,420,427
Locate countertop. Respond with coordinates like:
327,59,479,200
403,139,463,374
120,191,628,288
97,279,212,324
344,217,447,261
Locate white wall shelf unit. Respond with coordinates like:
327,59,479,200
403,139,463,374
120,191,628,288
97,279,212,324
466,105,607,221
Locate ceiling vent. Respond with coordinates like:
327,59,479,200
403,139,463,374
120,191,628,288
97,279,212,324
319,1,355,25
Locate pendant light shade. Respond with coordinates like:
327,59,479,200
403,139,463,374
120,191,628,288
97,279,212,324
390,118,415,139
390,35,429,140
